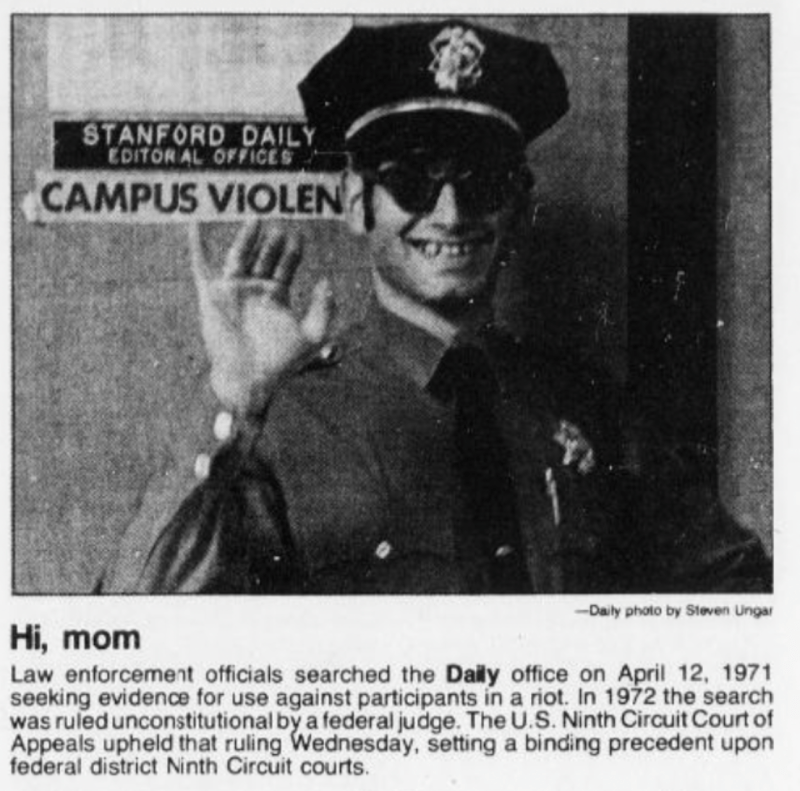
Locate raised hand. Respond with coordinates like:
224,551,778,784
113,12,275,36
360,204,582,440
188,220,335,415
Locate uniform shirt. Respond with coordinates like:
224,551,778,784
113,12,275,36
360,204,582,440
103,302,770,594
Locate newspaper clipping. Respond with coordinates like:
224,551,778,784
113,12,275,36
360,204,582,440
5,7,798,791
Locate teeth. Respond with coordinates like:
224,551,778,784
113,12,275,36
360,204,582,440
417,241,476,258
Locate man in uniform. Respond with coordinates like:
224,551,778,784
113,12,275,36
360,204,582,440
103,20,770,594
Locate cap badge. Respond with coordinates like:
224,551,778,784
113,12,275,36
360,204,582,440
428,26,485,93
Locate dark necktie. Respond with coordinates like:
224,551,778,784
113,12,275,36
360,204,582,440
432,345,531,593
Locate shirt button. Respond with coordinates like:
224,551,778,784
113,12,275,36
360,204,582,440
375,541,393,560
194,453,212,480
319,343,337,362
213,410,234,441
495,545,514,559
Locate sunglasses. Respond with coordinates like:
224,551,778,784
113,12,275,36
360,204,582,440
358,154,533,216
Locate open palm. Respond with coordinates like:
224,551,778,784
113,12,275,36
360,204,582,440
189,220,335,415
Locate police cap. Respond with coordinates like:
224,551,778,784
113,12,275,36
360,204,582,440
298,20,569,158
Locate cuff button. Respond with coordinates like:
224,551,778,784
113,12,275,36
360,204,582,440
213,411,234,441
194,453,212,480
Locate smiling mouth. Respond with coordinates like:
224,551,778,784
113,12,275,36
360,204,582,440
407,234,494,260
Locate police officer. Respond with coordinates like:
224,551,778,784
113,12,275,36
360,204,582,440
104,20,770,594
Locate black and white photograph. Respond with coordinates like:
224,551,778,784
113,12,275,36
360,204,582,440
12,14,772,595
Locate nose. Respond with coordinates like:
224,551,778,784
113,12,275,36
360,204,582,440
428,182,465,225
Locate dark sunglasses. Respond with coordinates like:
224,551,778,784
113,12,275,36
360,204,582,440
358,155,533,215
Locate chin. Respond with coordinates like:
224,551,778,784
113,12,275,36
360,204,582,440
421,280,493,314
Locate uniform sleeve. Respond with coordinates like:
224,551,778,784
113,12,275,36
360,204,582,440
626,434,772,593
594,414,772,594
544,357,772,594
100,421,304,594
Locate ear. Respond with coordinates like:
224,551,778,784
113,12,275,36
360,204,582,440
341,170,369,235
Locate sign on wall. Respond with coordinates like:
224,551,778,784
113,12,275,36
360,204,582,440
26,119,344,223
25,17,354,224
